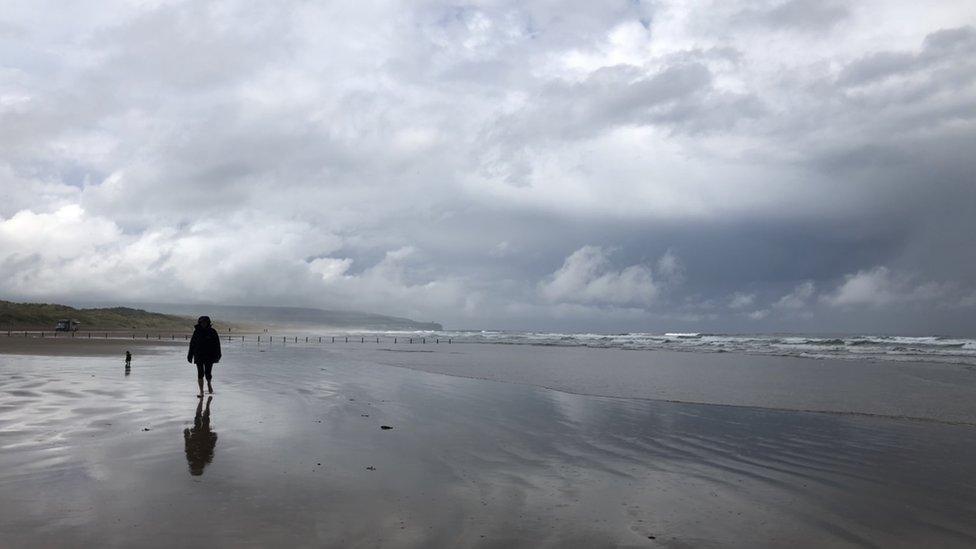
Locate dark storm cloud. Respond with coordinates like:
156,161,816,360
0,0,974,334
837,52,916,88
495,58,763,144
838,26,976,87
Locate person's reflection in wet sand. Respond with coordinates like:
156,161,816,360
184,396,218,476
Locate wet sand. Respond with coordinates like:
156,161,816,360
1,342,975,547
0,335,184,356
357,343,976,424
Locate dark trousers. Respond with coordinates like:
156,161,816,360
195,362,214,381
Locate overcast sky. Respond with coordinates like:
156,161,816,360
1,0,975,334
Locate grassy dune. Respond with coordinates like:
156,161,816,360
0,301,203,331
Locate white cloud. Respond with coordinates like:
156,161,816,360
540,246,658,307
824,267,898,306
728,292,755,309
0,205,342,301
656,249,685,285
0,1,974,332
0,205,121,257
307,247,470,320
308,257,352,280
773,281,816,310
823,266,949,307
0,205,477,321
747,309,769,320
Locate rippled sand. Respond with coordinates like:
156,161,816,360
1,340,975,547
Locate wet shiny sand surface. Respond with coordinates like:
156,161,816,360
1,343,975,548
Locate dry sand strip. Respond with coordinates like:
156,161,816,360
0,336,185,356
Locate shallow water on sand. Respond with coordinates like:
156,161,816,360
1,343,975,548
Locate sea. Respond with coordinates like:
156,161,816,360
344,330,976,367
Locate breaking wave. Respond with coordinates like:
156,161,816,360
363,330,976,366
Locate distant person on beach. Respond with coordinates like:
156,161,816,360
187,316,221,397
125,350,131,366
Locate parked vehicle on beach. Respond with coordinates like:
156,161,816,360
55,319,80,332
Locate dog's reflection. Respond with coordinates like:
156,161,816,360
184,396,218,476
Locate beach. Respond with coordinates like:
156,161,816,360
1,338,975,548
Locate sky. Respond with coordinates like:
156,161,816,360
1,0,975,334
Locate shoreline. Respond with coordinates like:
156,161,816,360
4,337,976,423
3,332,975,368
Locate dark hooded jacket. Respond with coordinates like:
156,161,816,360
188,322,221,365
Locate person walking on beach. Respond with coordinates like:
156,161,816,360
125,350,131,367
187,316,221,397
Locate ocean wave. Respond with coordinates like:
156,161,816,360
354,329,976,366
